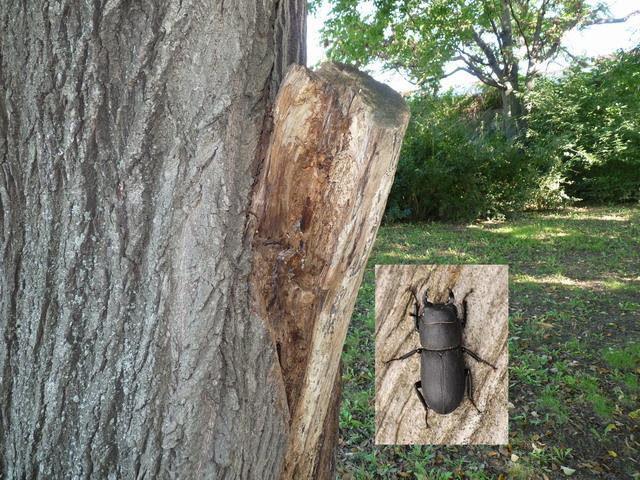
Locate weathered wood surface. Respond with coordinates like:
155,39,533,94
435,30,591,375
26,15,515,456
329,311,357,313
375,265,508,445
251,63,410,478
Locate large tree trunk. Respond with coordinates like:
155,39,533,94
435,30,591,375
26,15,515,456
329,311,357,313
0,2,408,479
0,1,303,478
375,265,508,445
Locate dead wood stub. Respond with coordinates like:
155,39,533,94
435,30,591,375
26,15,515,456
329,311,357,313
250,63,409,478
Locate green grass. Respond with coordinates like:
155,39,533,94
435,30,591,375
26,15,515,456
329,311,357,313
337,205,640,479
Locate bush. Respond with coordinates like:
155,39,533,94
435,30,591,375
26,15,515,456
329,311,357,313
387,91,554,222
386,48,640,222
526,48,640,202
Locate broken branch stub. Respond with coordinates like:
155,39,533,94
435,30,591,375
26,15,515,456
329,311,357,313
250,63,409,478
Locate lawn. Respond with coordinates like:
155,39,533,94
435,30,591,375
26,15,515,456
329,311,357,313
337,205,640,479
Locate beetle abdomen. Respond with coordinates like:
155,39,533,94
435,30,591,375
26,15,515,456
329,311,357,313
420,350,465,414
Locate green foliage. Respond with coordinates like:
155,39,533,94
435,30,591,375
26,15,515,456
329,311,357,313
602,343,640,371
386,49,640,221
526,48,640,202
317,0,599,89
386,90,558,221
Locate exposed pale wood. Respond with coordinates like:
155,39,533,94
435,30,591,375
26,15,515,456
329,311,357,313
375,265,508,445
250,63,410,478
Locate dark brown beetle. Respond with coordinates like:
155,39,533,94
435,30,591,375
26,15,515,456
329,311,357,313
385,287,497,426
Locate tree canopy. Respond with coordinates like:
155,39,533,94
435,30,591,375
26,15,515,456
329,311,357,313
317,0,638,90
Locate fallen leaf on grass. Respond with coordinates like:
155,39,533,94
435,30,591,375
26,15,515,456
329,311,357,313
511,454,520,462
629,408,640,420
560,466,576,475
608,450,618,458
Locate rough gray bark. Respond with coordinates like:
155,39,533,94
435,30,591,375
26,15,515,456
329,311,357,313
375,265,508,445
0,1,305,478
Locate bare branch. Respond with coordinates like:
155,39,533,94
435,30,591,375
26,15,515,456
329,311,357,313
585,10,640,26
488,16,509,72
507,0,532,64
458,54,504,89
441,66,467,79
530,0,550,59
471,29,505,79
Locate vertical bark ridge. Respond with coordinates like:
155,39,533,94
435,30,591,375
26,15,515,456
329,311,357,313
0,1,305,478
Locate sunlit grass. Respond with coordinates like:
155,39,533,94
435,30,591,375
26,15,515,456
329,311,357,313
338,205,640,478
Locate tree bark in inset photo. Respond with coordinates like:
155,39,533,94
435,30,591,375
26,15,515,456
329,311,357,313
0,2,408,479
375,265,508,445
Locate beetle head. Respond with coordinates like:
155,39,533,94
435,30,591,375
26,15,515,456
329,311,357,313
422,289,459,324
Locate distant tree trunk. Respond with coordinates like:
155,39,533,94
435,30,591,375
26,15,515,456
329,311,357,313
500,84,526,139
375,265,508,445
0,2,408,479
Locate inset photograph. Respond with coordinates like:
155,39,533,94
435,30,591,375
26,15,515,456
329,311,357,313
375,265,508,445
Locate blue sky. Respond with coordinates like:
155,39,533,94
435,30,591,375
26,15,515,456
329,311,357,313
307,0,640,93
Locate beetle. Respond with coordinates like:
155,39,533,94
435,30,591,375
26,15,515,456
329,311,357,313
385,286,497,427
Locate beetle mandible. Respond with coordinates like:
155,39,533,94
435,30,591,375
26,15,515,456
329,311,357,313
385,286,497,427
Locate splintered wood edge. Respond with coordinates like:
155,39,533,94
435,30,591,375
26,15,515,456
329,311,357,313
314,62,409,127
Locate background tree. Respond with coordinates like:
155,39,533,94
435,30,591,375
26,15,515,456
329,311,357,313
317,0,639,137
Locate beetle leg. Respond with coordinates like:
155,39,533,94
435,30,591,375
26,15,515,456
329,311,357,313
411,301,420,330
408,286,425,320
462,347,497,370
465,368,482,414
384,348,423,364
408,286,420,304
461,289,474,328
408,302,420,331
423,288,434,309
414,381,430,428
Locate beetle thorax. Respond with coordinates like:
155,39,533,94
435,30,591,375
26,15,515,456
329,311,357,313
422,304,457,324
418,304,462,351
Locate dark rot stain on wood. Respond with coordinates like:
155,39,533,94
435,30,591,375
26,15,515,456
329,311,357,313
300,196,313,233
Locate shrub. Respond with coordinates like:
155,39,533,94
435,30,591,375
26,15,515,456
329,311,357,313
386,48,640,222
526,48,640,203
387,91,554,222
